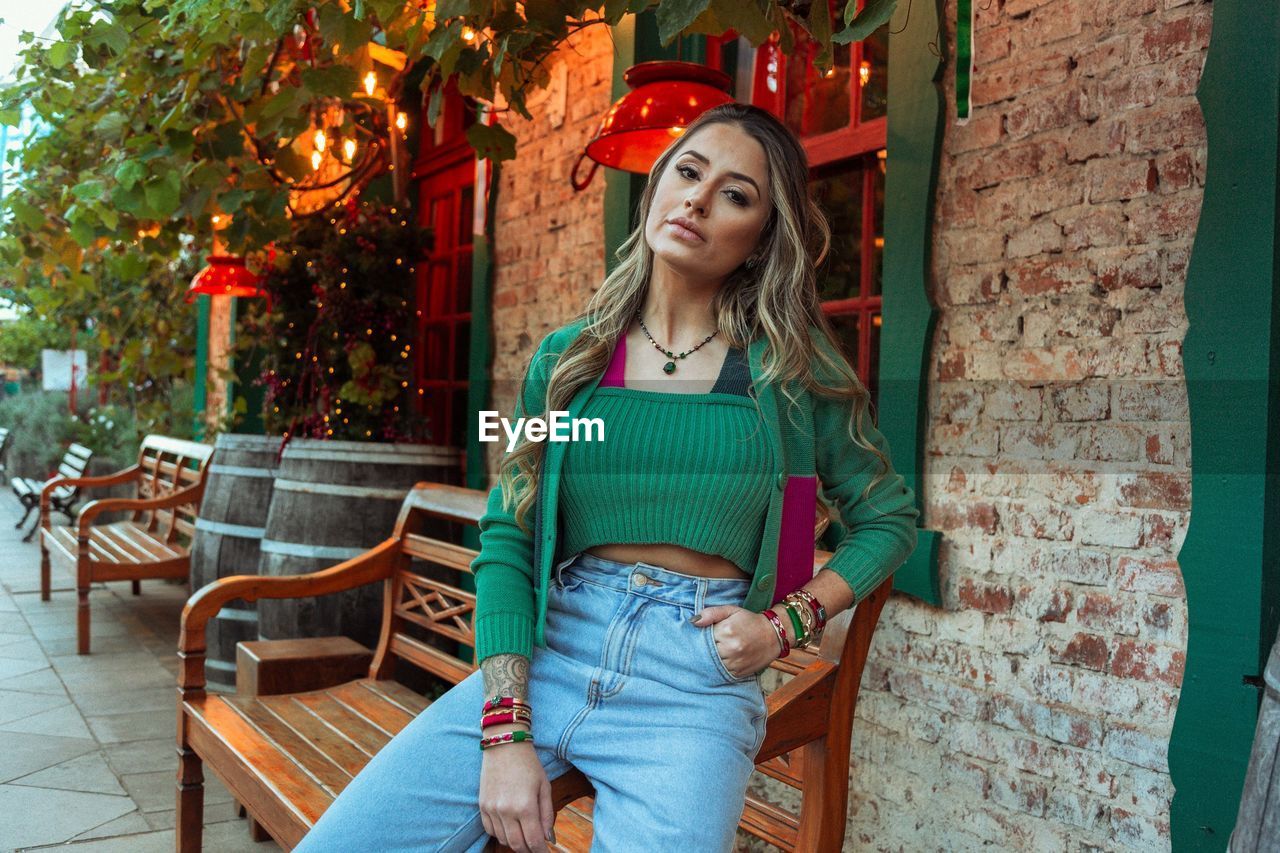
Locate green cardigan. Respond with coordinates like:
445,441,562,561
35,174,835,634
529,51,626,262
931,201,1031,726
470,316,920,664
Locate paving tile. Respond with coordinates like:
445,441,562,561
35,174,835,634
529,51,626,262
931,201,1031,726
38,634,142,658
25,815,281,852
0,702,94,739
11,750,127,796
0,667,68,696
58,662,174,696
140,800,244,831
102,738,174,777
0,730,99,783
120,768,234,813
0,657,48,682
67,810,151,842
72,685,174,717
0,689,70,725
0,783,135,849
0,636,49,663
83,707,173,745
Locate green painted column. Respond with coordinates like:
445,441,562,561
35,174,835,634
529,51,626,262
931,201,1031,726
193,294,209,441
1169,1,1280,848
877,0,944,607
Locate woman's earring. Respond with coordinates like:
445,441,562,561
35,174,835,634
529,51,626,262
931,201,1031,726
746,254,760,269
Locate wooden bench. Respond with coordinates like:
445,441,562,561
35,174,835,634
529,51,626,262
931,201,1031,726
40,434,213,654
0,426,11,481
177,482,893,852
11,442,94,542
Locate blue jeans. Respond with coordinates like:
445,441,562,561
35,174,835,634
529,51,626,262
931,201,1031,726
295,550,768,852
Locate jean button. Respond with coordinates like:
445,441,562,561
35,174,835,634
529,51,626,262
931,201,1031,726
632,572,647,587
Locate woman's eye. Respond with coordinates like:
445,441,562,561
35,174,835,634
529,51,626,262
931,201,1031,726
726,190,747,206
677,164,697,179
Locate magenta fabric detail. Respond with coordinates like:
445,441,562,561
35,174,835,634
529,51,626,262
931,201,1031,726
773,475,817,604
600,334,626,387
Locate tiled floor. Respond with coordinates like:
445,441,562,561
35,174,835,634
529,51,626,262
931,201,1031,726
0,502,279,851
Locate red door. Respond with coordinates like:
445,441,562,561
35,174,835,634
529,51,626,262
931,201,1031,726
412,80,476,453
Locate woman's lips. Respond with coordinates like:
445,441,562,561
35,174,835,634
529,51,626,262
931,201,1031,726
665,220,705,243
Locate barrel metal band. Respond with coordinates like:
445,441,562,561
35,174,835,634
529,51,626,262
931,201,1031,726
259,539,368,560
208,464,277,478
279,449,445,465
273,479,409,500
194,518,266,539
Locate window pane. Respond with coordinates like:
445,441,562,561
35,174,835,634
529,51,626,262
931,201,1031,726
452,322,470,381
459,186,474,246
869,311,881,408
455,252,473,315
827,312,861,376
812,165,864,301
859,25,888,121
871,152,885,296
450,389,469,448
784,39,852,138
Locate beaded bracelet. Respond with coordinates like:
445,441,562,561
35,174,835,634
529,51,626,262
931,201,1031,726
482,696,531,713
762,608,791,658
481,709,532,729
480,730,534,750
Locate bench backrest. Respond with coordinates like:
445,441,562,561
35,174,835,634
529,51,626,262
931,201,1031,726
368,482,892,850
0,427,10,475
130,435,215,541
52,443,94,500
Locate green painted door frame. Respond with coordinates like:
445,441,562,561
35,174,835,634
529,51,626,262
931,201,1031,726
1168,1,1280,848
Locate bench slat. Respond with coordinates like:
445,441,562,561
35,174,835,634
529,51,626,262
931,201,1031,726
323,681,418,735
287,692,393,758
254,695,375,778
223,697,352,796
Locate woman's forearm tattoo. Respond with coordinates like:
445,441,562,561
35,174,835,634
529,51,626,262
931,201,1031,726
481,653,530,702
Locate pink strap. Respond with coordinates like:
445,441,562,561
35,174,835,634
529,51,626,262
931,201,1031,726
600,333,626,387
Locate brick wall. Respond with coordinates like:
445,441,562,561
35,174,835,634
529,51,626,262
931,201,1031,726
748,1,1207,849
483,21,612,483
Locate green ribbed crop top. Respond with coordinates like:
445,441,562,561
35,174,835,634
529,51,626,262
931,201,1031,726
558,342,775,573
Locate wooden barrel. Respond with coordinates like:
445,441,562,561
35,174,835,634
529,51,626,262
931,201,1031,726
190,433,281,689
257,440,458,651
1231,627,1280,852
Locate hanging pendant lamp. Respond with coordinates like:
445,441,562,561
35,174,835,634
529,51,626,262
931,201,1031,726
571,61,735,191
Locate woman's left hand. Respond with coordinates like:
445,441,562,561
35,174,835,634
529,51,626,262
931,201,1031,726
691,606,779,678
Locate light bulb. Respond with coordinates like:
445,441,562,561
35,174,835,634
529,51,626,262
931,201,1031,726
344,139,357,160
311,150,322,171
364,71,377,96
313,130,326,152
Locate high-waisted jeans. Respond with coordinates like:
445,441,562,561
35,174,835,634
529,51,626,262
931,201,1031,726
294,550,769,852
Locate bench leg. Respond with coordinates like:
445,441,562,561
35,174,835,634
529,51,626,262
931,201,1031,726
14,501,33,530
177,742,204,853
248,817,271,843
39,542,51,602
132,580,141,596
77,585,91,655
21,515,39,543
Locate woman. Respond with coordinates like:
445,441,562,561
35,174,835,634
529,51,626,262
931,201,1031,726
296,102,919,853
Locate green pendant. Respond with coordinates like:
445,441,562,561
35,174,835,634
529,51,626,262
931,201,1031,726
663,361,676,374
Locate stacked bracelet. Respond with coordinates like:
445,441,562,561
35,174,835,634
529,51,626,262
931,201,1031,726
480,730,534,750
761,608,791,658
479,695,533,751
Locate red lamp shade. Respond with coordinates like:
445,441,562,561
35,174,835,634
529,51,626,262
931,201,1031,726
571,61,735,190
185,255,267,302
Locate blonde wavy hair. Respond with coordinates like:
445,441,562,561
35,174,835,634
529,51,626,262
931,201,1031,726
499,102,893,534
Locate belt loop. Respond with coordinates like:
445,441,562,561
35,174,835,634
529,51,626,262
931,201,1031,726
553,551,580,589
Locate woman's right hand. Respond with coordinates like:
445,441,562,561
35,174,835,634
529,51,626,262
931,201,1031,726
479,728,556,853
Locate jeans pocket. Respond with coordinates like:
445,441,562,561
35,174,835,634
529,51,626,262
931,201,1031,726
704,623,757,685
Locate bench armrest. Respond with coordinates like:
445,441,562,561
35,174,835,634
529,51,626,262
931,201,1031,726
178,537,400,678
40,465,141,504
76,482,204,534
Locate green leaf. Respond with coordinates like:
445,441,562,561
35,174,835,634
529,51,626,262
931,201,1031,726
95,112,128,136
48,41,74,69
71,180,106,200
833,0,897,44
654,0,711,46
143,170,181,218
115,160,145,190
70,217,95,248
301,65,360,98
8,198,43,230
465,121,516,162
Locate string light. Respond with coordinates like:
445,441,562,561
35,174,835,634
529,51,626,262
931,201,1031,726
313,130,327,152
311,150,323,171
395,112,407,132
344,139,357,160
363,71,377,96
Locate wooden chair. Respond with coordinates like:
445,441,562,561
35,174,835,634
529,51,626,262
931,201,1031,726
176,482,893,851
40,434,213,654
11,442,93,542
